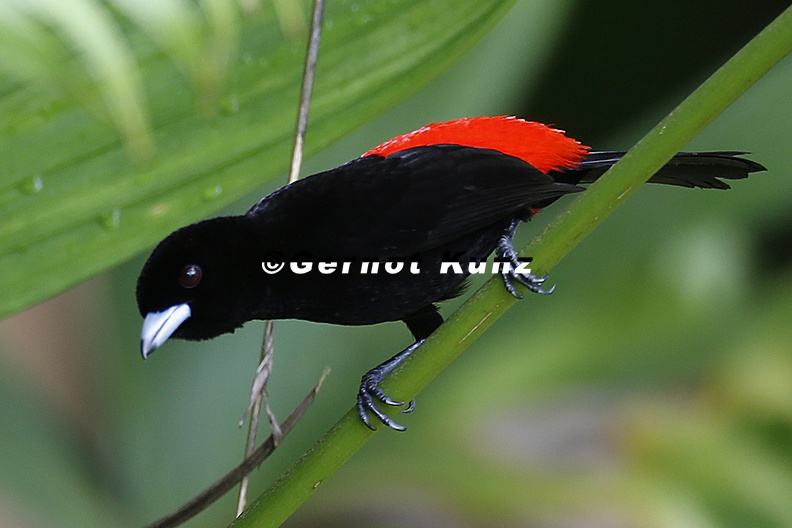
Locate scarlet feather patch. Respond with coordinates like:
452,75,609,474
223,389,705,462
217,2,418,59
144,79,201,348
364,116,590,173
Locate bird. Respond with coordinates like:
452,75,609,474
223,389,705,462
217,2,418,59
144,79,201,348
136,116,764,431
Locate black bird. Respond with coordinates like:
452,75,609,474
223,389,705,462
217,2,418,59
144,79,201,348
136,116,763,431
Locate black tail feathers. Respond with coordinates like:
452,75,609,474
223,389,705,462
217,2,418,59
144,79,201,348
556,151,765,190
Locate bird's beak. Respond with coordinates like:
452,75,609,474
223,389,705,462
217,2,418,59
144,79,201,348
141,303,191,360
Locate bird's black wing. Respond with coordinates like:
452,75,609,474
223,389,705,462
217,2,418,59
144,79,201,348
247,145,583,256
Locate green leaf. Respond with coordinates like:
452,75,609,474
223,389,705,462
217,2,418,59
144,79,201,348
0,0,516,318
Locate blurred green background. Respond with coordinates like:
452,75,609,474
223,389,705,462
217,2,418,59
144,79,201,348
2,1,792,527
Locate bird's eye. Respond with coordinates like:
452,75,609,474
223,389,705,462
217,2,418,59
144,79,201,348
179,264,202,288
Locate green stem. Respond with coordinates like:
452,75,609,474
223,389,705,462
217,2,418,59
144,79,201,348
230,6,792,528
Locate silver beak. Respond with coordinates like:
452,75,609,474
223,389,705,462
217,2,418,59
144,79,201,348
140,304,191,359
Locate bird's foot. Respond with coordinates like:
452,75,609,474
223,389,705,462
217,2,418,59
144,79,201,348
496,218,555,298
357,340,422,431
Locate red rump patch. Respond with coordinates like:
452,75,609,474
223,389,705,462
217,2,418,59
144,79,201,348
364,116,590,173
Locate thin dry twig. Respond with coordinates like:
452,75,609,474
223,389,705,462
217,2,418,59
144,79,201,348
236,0,326,515
143,369,329,528
288,0,325,185
237,320,280,516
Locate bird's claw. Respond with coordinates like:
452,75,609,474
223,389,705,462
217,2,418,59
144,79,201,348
497,218,556,298
356,340,423,431
357,377,410,432
503,269,555,298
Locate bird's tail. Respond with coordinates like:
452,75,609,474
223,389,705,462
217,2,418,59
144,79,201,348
555,151,765,190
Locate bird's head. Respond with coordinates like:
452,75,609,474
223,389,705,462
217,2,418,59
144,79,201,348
136,216,260,359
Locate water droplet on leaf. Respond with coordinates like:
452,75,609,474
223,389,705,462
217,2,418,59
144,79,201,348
222,93,240,114
203,184,223,200
99,208,121,231
18,175,43,195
